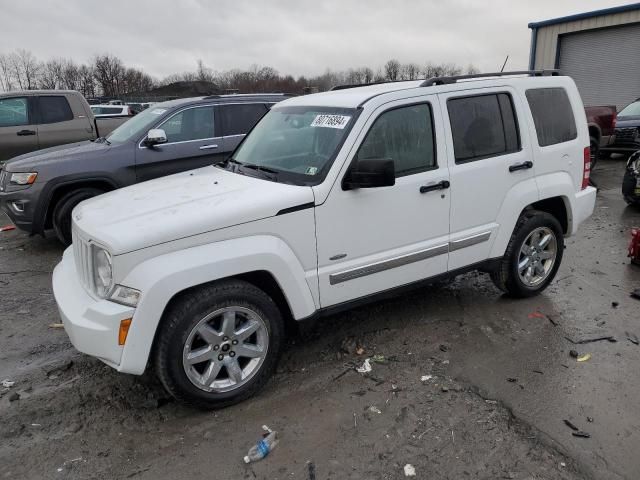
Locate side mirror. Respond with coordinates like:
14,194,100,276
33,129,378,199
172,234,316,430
144,128,167,147
342,158,395,190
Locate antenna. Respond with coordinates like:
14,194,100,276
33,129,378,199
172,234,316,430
500,55,509,72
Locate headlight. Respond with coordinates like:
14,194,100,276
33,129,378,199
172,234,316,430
109,285,141,308
10,172,37,185
92,246,113,298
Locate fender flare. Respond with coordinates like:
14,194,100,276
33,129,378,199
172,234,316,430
117,235,317,374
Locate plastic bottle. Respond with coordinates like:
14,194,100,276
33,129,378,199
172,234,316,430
243,431,278,463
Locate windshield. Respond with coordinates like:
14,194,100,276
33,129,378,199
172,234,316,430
106,106,169,144
619,101,640,118
231,106,358,185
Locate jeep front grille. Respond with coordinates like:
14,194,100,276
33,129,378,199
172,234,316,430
72,229,93,293
615,127,639,144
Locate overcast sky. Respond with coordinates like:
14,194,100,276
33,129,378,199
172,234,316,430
0,0,629,79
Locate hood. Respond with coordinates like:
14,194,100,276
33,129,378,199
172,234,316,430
73,166,315,254
616,116,640,128
4,140,114,171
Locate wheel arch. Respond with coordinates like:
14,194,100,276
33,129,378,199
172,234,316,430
40,175,119,231
116,235,317,374
587,123,601,143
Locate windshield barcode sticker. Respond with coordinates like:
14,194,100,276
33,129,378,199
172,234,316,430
311,114,351,129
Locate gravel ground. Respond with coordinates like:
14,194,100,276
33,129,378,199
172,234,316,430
0,157,638,479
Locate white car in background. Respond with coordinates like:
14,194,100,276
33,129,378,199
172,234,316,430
90,105,135,117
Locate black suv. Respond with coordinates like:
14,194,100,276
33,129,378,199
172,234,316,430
0,94,291,244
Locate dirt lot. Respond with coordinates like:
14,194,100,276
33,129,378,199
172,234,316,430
1,159,639,480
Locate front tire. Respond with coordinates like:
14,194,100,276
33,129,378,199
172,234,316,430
154,280,285,409
491,211,564,297
52,187,104,246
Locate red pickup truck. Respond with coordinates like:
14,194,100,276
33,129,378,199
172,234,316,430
585,105,617,168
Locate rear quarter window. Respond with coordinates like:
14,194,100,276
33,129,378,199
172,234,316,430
525,88,577,147
39,96,74,124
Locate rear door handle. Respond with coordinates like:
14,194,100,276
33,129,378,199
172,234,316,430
17,130,36,136
509,161,533,172
420,180,450,193
199,144,218,150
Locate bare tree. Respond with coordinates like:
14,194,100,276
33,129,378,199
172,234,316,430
40,59,65,89
384,59,401,81
78,64,96,98
93,54,125,96
401,63,421,80
466,64,480,74
0,54,15,91
10,49,40,90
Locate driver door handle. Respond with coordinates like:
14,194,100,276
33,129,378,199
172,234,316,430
509,161,533,172
420,180,450,193
199,144,218,150
17,129,36,136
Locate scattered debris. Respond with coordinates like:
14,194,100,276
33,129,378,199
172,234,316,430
563,419,579,431
403,464,416,477
587,417,594,423
611,301,619,308
8,392,20,402
439,344,449,352
532,370,544,374
356,359,372,373
368,406,382,414
441,386,449,393
572,431,591,438
569,350,579,358
547,315,559,326
48,323,64,329
371,354,388,364
0,225,16,232
626,332,639,345
528,311,546,319
631,289,640,301
421,375,434,382
566,335,616,344
577,353,592,362
507,377,518,383
307,461,316,480
243,426,278,464
355,346,365,355
1,379,15,388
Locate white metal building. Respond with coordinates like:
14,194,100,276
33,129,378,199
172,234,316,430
529,3,640,109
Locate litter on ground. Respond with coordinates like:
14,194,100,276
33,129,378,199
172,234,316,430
356,358,372,373
403,464,416,477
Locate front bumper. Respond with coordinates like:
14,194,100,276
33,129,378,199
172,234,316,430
622,169,640,204
52,248,135,369
0,183,41,233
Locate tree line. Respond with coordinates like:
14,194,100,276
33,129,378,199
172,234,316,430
0,49,478,97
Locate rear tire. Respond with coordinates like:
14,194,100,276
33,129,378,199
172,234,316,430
154,280,285,409
490,210,564,298
52,188,105,246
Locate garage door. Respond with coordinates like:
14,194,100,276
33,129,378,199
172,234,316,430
558,23,640,109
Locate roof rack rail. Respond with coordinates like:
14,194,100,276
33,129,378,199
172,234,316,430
202,92,294,99
331,79,421,91
420,69,559,87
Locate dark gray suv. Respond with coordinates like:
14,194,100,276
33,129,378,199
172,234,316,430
0,94,291,244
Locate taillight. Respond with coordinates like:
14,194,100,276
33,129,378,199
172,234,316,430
582,146,591,190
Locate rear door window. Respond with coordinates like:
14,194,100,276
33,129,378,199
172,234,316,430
221,103,268,136
525,88,577,146
38,96,74,124
447,93,520,163
0,97,29,127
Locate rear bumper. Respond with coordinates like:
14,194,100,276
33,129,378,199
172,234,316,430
52,248,135,369
570,186,597,235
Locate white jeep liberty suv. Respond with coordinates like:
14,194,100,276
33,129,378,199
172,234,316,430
53,71,596,408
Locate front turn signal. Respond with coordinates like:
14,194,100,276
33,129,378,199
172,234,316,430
118,318,132,346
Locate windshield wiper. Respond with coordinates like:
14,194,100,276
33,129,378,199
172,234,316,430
240,163,279,180
95,136,111,145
